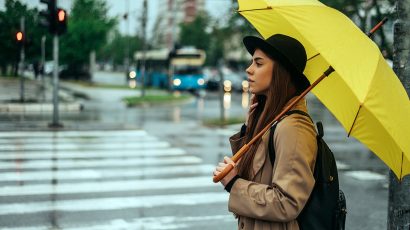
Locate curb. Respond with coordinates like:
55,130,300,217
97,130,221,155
0,103,83,112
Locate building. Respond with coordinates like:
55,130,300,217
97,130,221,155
151,0,205,50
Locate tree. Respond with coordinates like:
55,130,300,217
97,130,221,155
387,0,410,228
59,0,116,79
178,12,211,50
98,30,143,70
0,0,49,76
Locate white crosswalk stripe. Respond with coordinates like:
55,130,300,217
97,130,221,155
0,165,214,182
0,130,232,230
0,192,228,215
0,148,186,160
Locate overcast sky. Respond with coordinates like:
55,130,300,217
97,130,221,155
0,0,233,37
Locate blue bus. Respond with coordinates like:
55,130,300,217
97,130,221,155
132,47,206,91
169,47,206,91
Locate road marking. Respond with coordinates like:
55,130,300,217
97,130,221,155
336,161,350,170
0,148,186,160
0,176,218,196
66,215,234,230
0,141,170,151
0,164,215,182
0,136,158,144
0,156,202,170
0,192,228,215
0,215,234,230
344,171,386,180
0,130,148,138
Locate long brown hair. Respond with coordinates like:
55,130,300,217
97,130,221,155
237,59,297,180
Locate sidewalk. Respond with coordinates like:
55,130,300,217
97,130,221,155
0,76,83,113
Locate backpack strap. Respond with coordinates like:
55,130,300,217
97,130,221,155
268,110,313,166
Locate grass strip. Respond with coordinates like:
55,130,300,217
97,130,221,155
123,94,192,106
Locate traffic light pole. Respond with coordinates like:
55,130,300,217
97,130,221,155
140,0,147,98
19,17,25,102
49,34,62,128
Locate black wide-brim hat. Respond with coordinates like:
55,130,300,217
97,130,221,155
243,34,311,93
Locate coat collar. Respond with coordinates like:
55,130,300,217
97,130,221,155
251,97,309,180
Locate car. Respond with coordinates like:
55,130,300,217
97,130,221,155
223,73,248,92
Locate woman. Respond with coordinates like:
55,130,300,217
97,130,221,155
213,34,318,230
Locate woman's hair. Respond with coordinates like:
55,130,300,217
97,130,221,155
237,59,297,180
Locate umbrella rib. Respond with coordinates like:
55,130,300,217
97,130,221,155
400,152,403,181
307,53,320,61
347,105,362,137
238,6,272,13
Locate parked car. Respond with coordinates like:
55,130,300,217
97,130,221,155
223,73,247,92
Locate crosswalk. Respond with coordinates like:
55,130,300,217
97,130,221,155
0,130,234,230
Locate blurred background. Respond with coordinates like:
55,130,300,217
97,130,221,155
0,0,397,229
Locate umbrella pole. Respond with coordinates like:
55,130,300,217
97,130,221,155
213,67,335,183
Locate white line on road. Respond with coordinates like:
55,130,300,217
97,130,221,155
0,176,218,196
344,171,386,181
0,136,158,144
0,130,148,138
65,215,234,230
0,192,228,215
0,164,214,182
0,156,202,170
0,141,170,151
0,148,186,160
0,215,234,230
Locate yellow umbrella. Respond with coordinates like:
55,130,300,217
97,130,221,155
236,0,410,180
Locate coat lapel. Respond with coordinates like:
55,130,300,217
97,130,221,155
251,131,270,181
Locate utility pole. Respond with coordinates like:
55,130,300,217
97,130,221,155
41,35,46,102
124,0,130,81
387,0,410,229
140,0,147,98
50,34,62,127
19,17,25,102
217,59,225,124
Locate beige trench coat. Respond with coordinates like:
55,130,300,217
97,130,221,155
228,98,317,230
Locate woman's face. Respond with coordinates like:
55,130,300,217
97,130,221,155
246,48,274,95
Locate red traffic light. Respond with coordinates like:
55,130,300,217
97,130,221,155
58,9,66,22
16,31,23,41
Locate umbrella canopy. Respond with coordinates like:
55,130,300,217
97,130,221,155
238,0,410,179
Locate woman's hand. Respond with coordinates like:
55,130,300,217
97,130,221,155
213,156,238,186
245,94,258,126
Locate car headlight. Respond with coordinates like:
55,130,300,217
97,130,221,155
129,71,136,79
224,80,232,92
197,78,205,85
173,79,181,86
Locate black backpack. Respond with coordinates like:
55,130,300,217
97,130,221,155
268,110,347,230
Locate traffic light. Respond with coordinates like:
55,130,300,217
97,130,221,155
56,8,67,35
15,31,24,48
16,31,24,42
39,0,57,34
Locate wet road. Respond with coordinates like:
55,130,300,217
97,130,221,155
0,71,389,229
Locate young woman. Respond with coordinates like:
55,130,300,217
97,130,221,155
213,34,318,230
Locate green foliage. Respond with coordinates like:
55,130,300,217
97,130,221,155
0,0,50,76
98,30,142,68
178,12,211,50
60,0,116,71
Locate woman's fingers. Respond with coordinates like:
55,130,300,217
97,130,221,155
250,102,258,110
218,162,226,167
